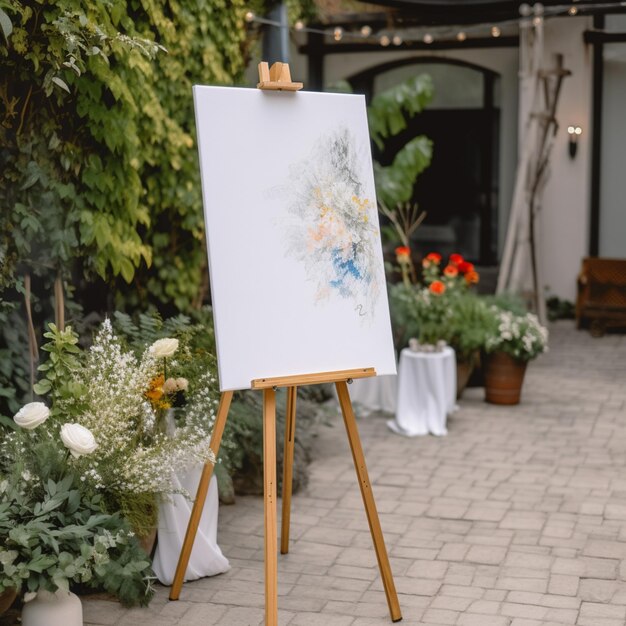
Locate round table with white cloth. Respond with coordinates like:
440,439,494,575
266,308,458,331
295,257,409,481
387,346,457,437
152,468,229,585
348,374,397,415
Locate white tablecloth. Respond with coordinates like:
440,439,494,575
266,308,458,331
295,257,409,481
387,347,457,437
152,468,229,585
349,375,397,415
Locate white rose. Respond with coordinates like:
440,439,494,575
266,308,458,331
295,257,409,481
14,402,50,430
149,338,179,358
60,423,98,458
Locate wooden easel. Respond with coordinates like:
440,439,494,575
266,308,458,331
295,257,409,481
169,64,402,626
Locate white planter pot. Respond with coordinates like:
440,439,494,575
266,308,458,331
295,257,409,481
22,589,83,626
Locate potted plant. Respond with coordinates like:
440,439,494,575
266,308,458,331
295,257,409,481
445,293,492,397
0,402,155,624
483,308,549,404
33,320,222,547
388,251,482,396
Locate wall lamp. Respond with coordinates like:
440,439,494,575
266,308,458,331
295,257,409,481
567,125,582,158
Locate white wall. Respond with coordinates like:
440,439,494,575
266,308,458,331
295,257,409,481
534,17,593,301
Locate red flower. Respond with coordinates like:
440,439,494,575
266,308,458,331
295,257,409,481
458,261,475,274
443,265,458,278
429,280,446,295
449,253,464,266
395,246,411,258
425,252,442,264
465,270,479,284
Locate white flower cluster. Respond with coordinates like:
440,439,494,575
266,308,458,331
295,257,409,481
486,309,549,360
61,319,218,498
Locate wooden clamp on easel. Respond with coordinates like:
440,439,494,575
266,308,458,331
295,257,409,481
168,63,402,626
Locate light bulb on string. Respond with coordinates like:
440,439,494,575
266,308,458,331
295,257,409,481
533,16,543,26
294,20,304,31
244,11,255,23
360,25,372,37
333,27,343,41
423,33,434,44
392,34,403,46
568,6,578,15
380,35,391,47
491,26,501,37
457,31,467,42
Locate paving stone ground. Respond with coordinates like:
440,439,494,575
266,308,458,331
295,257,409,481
84,321,626,626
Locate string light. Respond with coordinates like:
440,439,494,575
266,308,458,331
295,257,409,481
245,2,624,49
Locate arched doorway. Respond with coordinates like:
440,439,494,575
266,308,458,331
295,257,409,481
349,58,500,265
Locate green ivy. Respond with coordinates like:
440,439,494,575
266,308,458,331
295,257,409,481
0,0,316,418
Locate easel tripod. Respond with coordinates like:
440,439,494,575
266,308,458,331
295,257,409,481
168,368,402,625
170,62,402,625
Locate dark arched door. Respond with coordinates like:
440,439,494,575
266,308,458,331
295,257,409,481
350,58,500,265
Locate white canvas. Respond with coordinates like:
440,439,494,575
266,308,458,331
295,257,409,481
193,86,397,391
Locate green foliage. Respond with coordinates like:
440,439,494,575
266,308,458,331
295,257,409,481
0,295,30,426
483,293,529,316
368,75,434,213
374,136,433,209
546,296,575,321
34,323,84,404
0,436,154,605
368,75,434,149
445,293,492,362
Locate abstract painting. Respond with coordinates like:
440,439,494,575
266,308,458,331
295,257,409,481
280,128,381,319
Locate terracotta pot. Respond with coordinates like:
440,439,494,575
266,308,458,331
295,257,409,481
455,352,478,399
22,590,82,626
0,587,17,614
138,528,158,557
484,351,527,405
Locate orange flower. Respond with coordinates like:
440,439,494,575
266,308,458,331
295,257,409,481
395,246,411,264
425,252,442,264
429,280,446,295
443,265,458,277
465,270,479,284
146,375,165,402
449,253,464,266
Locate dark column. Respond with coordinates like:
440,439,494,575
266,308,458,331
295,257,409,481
589,14,605,257
307,32,324,91
262,2,289,64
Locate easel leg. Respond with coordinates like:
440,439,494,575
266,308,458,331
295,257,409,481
281,386,297,554
169,390,234,601
264,388,279,626
335,381,402,622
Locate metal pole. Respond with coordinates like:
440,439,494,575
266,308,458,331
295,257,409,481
263,2,289,64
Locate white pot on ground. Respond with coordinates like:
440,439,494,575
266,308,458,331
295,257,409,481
22,589,83,626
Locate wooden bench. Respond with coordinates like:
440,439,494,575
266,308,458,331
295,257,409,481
576,257,626,336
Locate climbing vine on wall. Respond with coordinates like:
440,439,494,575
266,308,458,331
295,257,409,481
0,0,316,420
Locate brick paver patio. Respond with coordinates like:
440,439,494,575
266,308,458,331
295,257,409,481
83,321,626,626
